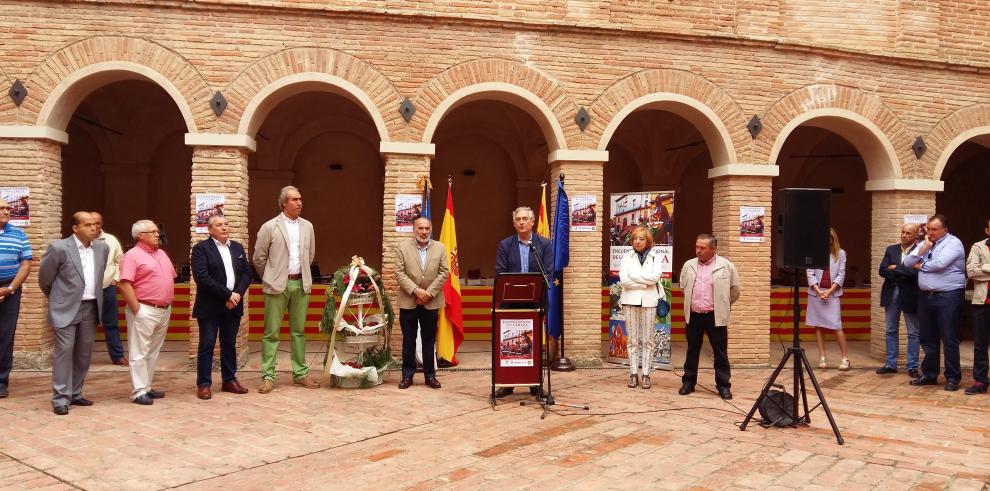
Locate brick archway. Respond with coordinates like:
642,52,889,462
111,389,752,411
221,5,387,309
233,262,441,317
928,104,990,180
762,85,908,180
414,58,575,151
28,36,211,133
226,47,401,141
590,69,746,167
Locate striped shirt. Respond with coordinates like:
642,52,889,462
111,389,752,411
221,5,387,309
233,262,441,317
0,222,32,281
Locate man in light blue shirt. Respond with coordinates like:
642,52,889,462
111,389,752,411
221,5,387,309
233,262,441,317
903,214,966,391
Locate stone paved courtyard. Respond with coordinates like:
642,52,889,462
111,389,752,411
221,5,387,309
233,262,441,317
0,341,988,490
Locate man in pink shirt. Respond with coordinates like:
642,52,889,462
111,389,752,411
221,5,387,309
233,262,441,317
678,234,740,400
118,219,176,405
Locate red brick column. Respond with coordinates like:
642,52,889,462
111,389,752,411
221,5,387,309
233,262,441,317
710,170,776,367
380,145,434,354
186,138,253,369
866,185,938,363
0,131,65,368
549,154,606,367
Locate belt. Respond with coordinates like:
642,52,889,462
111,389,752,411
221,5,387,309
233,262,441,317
82,299,97,303
139,300,170,309
0,279,11,287
692,311,714,315
287,273,303,280
920,288,963,296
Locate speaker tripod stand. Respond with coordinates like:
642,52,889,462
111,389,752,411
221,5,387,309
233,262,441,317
739,267,844,444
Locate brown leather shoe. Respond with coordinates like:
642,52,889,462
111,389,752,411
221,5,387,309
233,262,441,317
197,385,212,400
398,378,412,389
425,378,442,389
293,375,321,389
221,380,249,394
112,358,129,366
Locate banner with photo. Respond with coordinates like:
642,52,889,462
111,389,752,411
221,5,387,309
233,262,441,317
194,194,225,233
569,195,596,231
739,206,766,242
498,318,535,367
395,194,422,232
0,187,30,227
607,191,674,368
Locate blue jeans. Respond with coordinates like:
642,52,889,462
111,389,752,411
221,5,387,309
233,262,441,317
883,287,920,370
101,285,126,362
917,288,964,383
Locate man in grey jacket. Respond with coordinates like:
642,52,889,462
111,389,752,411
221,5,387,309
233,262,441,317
38,212,108,415
678,233,740,400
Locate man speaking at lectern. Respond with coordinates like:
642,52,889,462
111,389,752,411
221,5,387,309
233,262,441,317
493,206,552,398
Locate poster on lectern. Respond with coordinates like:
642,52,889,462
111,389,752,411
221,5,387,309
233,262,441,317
0,187,30,227
607,191,674,368
194,194,225,233
498,318,535,367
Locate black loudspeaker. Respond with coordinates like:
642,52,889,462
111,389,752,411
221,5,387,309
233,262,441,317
777,188,830,268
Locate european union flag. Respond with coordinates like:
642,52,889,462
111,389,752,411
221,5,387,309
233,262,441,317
546,179,569,339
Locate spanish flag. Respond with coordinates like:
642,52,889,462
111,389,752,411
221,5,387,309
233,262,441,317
436,184,464,363
536,181,550,239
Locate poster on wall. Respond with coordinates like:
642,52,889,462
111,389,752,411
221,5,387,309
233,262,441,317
395,194,422,232
0,187,30,227
607,191,674,368
499,318,535,367
570,195,597,231
739,206,766,242
194,194,225,233
904,214,928,240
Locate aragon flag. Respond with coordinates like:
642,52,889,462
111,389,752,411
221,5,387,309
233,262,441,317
536,182,550,239
436,184,464,363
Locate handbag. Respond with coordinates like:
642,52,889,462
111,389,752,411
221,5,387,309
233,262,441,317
655,284,670,318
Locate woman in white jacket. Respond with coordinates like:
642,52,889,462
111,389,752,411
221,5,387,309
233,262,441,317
807,228,849,370
619,226,666,389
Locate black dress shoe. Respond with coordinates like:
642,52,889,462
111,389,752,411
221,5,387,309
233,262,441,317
678,384,695,395
398,378,412,389
0,387,8,398
437,359,457,368
875,366,898,374
718,387,733,400
132,394,154,405
146,389,165,399
493,387,514,398
425,378,442,389
70,397,93,406
53,405,69,415
944,381,960,391
909,377,937,386
908,369,921,379
964,382,988,395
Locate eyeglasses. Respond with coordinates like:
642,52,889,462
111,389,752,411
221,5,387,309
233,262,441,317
139,230,160,235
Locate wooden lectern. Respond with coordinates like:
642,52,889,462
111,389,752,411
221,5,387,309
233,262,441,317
491,272,545,403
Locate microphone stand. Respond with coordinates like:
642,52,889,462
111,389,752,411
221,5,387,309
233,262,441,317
523,241,589,418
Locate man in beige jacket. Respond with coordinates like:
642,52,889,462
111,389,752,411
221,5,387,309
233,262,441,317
253,186,318,393
678,233,741,400
394,217,449,389
964,218,990,395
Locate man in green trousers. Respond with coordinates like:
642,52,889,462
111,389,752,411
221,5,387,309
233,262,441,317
253,185,320,393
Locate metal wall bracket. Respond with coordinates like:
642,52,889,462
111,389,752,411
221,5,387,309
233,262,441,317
399,98,415,122
9,80,27,106
912,136,926,159
575,107,590,131
747,115,762,139
210,91,227,117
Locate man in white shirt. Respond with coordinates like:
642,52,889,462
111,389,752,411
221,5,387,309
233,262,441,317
38,212,109,415
253,186,319,393
92,212,127,365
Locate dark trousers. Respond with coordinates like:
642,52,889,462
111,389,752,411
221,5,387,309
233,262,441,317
682,312,731,389
973,304,990,385
0,288,21,390
917,288,964,383
400,306,438,380
101,285,125,362
196,309,242,386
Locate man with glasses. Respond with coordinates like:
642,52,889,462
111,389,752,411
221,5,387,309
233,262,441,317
0,199,32,398
117,220,176,405
492,206,552,398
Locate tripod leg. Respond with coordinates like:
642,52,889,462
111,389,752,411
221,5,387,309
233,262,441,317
741,349,794,431
797,357,812,424
799,352,845,445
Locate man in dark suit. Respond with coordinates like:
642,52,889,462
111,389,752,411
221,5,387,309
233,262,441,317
192,215,252,399
877,223,922,377
493,206,552,398
38,211,108,415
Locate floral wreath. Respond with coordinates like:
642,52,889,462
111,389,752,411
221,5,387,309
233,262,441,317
319,256,395,372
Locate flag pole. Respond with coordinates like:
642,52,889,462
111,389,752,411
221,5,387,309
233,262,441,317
551,172,575,372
